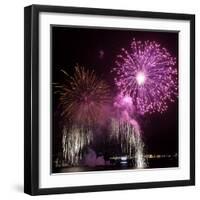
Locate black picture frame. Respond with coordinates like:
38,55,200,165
24,4,195,196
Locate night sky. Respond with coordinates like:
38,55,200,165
51,26,178,162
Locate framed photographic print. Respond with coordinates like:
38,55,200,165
24,4,195,195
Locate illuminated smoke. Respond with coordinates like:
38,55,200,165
83,148,106,167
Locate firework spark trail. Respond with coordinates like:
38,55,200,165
110,94,146,168
113,38,178,115
110,118,146,168
57,65,111,124
62,125,93,165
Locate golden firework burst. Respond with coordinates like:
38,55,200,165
56,64,111,124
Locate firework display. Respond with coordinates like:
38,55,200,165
57,65,111,166
57,65,111,124
52,27,178,173
62,125,93,165
113,38,178,114
110,118,146,168
110,93,146,168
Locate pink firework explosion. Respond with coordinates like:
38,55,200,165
113,38,178,115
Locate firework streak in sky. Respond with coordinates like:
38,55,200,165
113,38,178,115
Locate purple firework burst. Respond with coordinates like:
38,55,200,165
113,38,178,114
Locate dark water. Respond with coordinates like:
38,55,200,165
53,157,178,173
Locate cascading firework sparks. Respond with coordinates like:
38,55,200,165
113,38,178,114
62,125,93,166
110,118,146,168
57,64,111,124
56,65,111,166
